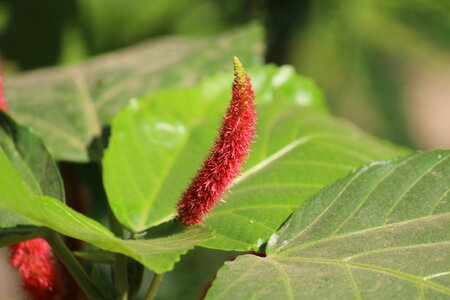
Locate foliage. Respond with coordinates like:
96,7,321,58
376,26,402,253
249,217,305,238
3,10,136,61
0,25,448,299
207,150,450,299
4,24,263,162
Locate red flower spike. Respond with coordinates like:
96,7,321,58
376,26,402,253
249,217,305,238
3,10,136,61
10,238,64,300
0,61,7,112
0,61,63,299
177,57,257,225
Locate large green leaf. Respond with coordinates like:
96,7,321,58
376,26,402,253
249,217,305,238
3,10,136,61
206,150,450,299
4,24,263,162
0,111,64,228
103,64,406,251
103,65,327,232
202,111,406,251
0,149,212,273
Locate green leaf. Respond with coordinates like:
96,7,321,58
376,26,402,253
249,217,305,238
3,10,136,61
73,250,115,264
90,265,114,300
5,24,263,162
0,227,43,247
157,247,237,300
202,112,406,251
206,150,450,299
0,111,64,230
103,64,327,232
0,111,64,201
103,64,407,251
0,149,212,273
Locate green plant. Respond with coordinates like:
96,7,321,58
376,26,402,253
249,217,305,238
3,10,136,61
0,26,448,300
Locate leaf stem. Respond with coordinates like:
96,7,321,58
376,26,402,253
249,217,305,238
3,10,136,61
46,232,103,300
114,253,129,300
108,208,129,299
145,273,165,300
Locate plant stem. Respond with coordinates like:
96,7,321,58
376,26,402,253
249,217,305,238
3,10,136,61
145,273,165,300
108,209,129,299
47,232,103,300
114,253,129,300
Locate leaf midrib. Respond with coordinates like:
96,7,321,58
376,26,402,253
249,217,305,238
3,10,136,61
269,256,450,294
71,70,101,138
275,212,449,256
341,242,450,262
234,131,382,188
273,153,449,255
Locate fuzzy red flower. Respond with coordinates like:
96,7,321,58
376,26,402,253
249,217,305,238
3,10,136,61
0,61,7,112
177,57,257,225
0,67,63,300
10,238,63,300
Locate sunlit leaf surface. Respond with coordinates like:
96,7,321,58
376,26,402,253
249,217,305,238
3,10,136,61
206,150,450,299
103,65,407,251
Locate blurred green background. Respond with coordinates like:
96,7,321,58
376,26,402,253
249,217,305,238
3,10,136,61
0,0,449,150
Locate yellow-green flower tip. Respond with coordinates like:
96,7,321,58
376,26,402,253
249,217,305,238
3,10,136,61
233,56,246,83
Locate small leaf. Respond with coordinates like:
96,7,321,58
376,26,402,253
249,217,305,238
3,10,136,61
5,25,263,162
0,111,64,246
0,111,64,202
0,227,42,247
206,150,450,299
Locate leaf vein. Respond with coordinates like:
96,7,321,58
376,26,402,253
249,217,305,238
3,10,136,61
273,168,366,254
268,260,294,300
429,188,450,216
343,242,450,262
343,264,362,300
383,154,450,224
278,213,450,256
270,257,450,294
330,155,417,236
